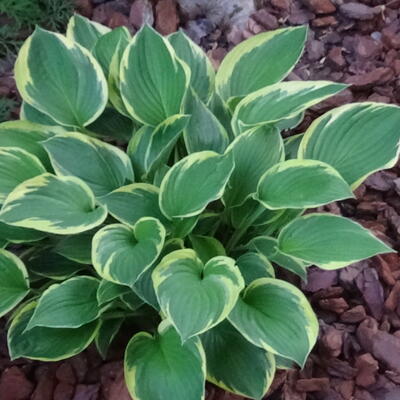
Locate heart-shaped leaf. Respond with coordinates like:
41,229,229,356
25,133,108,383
125,321,206,400
202,320,275,399
0,250,29,317
15,27,107,127
0,174,107,235
92,218,166,287
228,278,318,367
152,249,244,340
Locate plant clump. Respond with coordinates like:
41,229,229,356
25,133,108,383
0,14,399,400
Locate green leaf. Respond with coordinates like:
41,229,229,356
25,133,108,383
208,92,235,141
271,251,308,281
21,101,60,126
43,132,134,197
228,278,318,367
120,291,145,311
247,236,279,258
223,126,284,208
276,112,304,131
256,208,304,237
236,252,275,285
0,222,46,243
230,199,282,230
255,159,354,209
0,120,57,169
160,151,234,219
66,14,110,50
27,250,86,280
216,26,307,101
92,218,166,287
8,301,99,361
152,249,244,340
189,235,226,263
54,230,95,264
232,81,346,135
26,276,100,329
298,102,400,188
120,25,189,126
202,320,275,399
100,183,169,227
284,133,303,160
128,114,189,180
131,239,183,311
183,89,229,154
193,212,220,235
0,174,107,234
97,280,131,305
132,264,160,310
93,27,131,116
278,213,392,270
125,320,206,400
87,107,135,141
248,236,308,281
15,27,107,127
275,355,296,370
168,30,215,102
0,250,29,317
0,147,46,202
169,216,199,239
93,26,131,78
96,317,124,359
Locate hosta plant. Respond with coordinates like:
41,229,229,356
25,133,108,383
1,14,399,400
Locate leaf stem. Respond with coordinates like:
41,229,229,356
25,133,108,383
226,203,265,253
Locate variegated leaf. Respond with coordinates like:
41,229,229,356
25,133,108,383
152,249,244,340
0,174,107,234
125,320,206,400
92,218,166,287
15,27,107,127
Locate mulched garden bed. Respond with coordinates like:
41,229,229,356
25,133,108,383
1,0,400,399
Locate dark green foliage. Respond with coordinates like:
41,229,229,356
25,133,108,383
0,97,16,122
0,0,74,59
